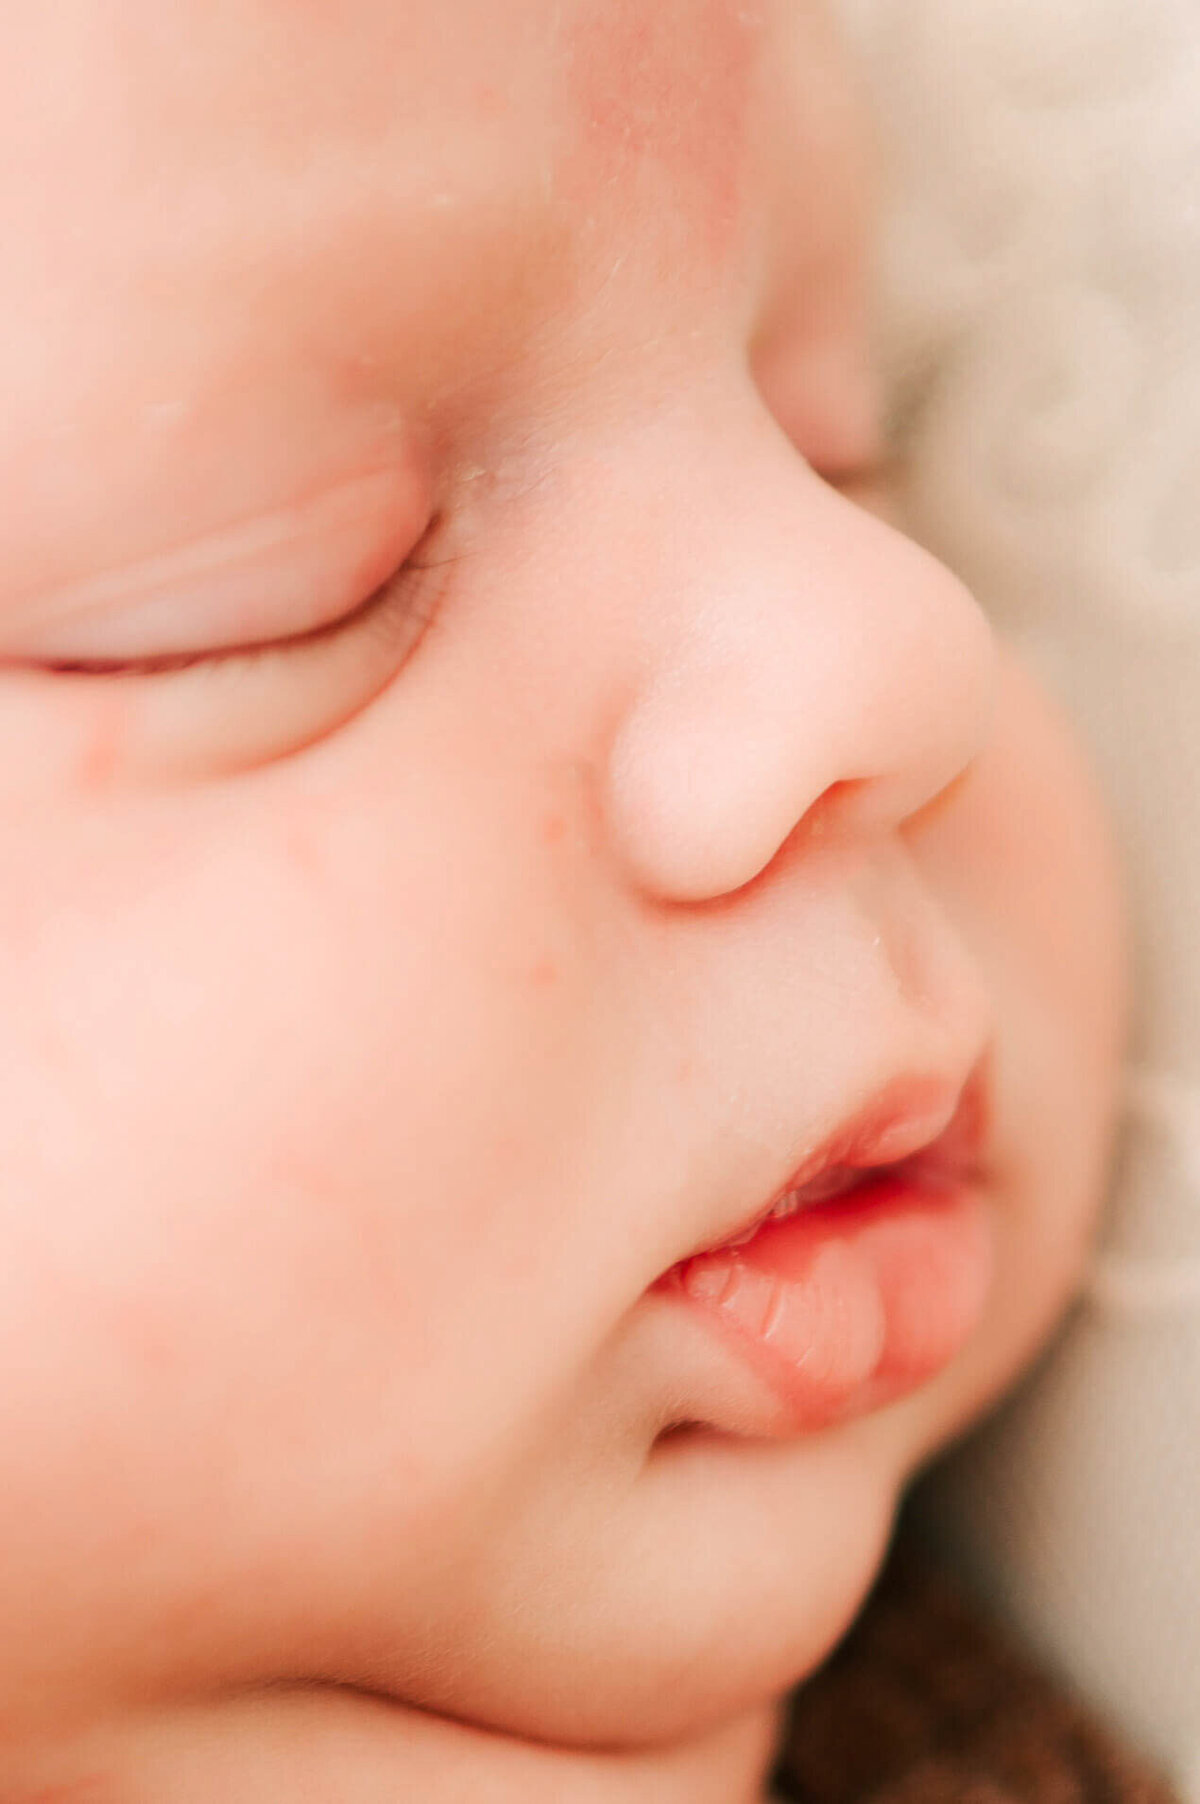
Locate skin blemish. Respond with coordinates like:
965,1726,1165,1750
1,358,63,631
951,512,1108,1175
76,697,126,796
110,1298,185,1379
565,0,762,265
285,822,323,883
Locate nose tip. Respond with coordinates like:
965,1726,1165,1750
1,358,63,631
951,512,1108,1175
605,489,996,903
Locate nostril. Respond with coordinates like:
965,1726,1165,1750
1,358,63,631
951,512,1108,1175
606,665,839,902
606,584,993,905
603,428,996,906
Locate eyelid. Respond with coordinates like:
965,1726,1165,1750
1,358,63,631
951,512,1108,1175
0,547,453,787
34,542,448,679
10,465,432,665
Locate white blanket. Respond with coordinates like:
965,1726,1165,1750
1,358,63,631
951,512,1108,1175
834,1,1200,1792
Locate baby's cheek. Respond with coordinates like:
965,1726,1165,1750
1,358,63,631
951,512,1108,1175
0,747,626,1725
912,653,1123,1102
905,653,1124,1405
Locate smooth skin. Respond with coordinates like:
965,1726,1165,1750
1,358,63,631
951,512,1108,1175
0,2,1122,1798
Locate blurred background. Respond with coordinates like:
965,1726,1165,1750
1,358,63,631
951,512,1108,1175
833,2,1200,1794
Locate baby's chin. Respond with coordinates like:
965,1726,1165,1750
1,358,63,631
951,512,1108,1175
3,1344,1005,1804
361,1424,911,1753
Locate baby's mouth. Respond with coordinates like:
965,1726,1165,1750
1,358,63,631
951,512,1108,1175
698,1065,987,1257
716,1163,891,1249
658,1068,992,1432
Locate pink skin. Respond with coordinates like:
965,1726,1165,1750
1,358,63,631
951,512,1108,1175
0,2,1122,1800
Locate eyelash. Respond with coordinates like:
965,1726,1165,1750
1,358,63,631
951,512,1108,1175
34,550,454,682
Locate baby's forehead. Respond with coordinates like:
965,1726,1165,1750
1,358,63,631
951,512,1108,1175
2,0,767,314
0,0,858,606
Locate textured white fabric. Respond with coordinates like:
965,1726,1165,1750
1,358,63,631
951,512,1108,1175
830,0,1200,1791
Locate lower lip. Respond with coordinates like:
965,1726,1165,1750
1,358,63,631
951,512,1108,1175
661,1171,993,1432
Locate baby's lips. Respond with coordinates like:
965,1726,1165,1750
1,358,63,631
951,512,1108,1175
680,1238,886,1401
700,1055,990,1262
669,1176,994,1432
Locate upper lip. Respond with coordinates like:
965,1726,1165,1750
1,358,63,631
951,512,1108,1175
694,1058,989,1258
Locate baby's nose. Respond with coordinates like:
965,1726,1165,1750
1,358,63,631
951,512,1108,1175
605,416,995,902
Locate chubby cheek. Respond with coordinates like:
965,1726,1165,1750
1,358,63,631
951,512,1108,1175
905,653,1124,1424
0,751,616,1718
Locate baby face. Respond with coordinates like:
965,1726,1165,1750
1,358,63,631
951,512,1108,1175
0,0,1122,1793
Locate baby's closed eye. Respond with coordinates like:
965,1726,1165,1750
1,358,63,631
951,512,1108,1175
0,466,450,781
